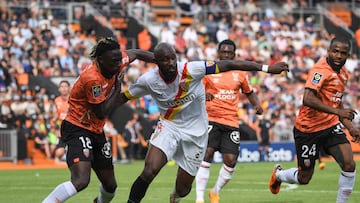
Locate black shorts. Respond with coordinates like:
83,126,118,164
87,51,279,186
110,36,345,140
56,137,66,149
61,120,113,170
259,134,270,146
294,123,349,171
207,121,240,155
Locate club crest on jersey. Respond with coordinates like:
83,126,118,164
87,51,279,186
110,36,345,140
83,149,90,158
304,159,310,167
92,85,101,98
230,131,240,144
102,142,112,158
311,72,322,84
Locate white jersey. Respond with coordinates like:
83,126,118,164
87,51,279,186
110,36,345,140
126,61,217,137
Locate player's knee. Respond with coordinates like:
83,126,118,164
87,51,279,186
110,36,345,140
72,177,90,191
176,186,191,198
297,171,313,185
342,160,356,172
224,160,237,168
103,182,117,193
141,166,160,182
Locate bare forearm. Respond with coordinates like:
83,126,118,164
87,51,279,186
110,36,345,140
247,92,260,108
127,49,155,63
217,60,262,72
94,92,129,119
303,89,339,115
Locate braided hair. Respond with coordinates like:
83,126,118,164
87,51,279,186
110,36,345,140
89,37,120,60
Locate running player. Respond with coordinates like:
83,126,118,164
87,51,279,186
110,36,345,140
113,42,288,203
269,37,360,203
42,37,155,203
195,39,263,203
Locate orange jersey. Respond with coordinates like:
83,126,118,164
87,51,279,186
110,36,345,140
295,58,350,133
203,71,253,128
54,95,69,122
65,52,129,134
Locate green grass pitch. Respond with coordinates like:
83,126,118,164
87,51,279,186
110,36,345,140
0,161,359,202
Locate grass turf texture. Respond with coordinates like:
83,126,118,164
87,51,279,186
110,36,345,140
0,161,359,203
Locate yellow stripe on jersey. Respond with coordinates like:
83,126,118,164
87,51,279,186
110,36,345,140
124,89,140,100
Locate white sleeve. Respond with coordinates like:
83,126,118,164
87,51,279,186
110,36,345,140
127,75,149,98
186,61,207,80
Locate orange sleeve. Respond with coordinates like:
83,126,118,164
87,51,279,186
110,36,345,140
239,72,253,94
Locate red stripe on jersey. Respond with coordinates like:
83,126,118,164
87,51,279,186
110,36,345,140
164,62,188,119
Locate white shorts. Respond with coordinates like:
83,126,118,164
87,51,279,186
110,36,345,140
149,121,208,176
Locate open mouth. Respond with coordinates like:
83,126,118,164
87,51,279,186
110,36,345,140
333,61,342,65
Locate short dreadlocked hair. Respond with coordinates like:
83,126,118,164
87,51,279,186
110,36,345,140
89,37,120,59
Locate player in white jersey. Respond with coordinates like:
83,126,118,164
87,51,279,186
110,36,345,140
112,42,288,203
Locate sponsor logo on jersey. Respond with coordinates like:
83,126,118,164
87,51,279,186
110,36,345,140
166,93,196,107
311,72,322,84
92,85,101,97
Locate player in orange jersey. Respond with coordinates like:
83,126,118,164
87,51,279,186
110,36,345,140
269,37,360,203
53,80,71,164
42,37,154,203
195,39,263,203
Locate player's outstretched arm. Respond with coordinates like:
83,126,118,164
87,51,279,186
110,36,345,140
126,49,155,63
216,60,289,74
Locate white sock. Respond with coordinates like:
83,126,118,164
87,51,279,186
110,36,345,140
95,183,116,203
42,181,77,203
336,170,355,203
212,164,235,194
195,161,211,201
278,168,299,184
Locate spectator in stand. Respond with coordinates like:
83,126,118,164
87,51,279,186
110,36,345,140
344,53,359,73
174,29,187,54
282,0,297,14
31,126,52,159
244,0,259,16
355,25,360,57
159,24,175,47
178,0,192,14
59,49,77,77
204,13,218,43
208,0,222,19
123,112,144,160
146,97,160,129
104,119,129,163
182,24,198,47
167,14,180,34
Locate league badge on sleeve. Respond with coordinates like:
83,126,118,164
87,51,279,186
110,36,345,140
92,85,101,98
311,72,322,84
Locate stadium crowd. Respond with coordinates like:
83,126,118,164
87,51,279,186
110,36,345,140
0,0,359,163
